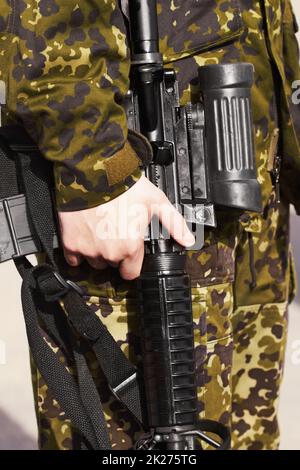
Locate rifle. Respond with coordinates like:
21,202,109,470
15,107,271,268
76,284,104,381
0,0,261,451
125,0,261,450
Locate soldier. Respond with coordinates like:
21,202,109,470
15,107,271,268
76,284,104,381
0,0,299,451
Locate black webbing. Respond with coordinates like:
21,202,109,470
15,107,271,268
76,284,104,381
63,291,144,424
1,126,145,449
36,267,145,425
17,260,107,449
0,137,19,198
17,150,57,266
70,335,112,450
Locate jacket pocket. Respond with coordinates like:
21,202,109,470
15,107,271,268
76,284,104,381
191,282,234,424
186,220,239,287
157,0,244,62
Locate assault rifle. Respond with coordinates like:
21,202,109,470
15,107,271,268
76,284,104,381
125,0,261,450
0,0,261,451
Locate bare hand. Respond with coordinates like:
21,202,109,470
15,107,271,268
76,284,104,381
58,175,195,280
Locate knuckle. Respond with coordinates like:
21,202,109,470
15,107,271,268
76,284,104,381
81,248,99,259
126,244,139,258
62,239,77,253
76,241,100,258
104,252,123,264
122,269,140,281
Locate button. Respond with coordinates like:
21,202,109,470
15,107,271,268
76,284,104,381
239,213,251,223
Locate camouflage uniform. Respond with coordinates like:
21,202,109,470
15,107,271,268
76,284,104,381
0,0,299,450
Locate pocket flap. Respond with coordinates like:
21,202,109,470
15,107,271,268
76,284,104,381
158,0,244,63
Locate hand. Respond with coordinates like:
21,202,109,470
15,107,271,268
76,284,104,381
58,175,195,280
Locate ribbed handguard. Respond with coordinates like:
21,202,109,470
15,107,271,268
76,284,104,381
139,253,197,429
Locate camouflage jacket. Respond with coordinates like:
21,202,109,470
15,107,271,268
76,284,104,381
0,0,299,215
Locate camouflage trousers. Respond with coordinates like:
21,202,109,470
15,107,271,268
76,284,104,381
31,195,296,450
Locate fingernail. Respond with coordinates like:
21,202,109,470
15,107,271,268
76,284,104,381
183,233,195,246
67,257,78,266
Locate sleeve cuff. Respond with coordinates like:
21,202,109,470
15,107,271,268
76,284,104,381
55,141,142,212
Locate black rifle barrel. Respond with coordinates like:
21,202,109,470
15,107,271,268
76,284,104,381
129,0,159,55
128,0,231,451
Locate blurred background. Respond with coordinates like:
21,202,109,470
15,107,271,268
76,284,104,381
0,1,300,450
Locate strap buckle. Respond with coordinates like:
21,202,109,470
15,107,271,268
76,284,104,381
110,372,137,402
52,271,84,298
36,268,84,302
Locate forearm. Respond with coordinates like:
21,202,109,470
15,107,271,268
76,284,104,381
6,0,141,211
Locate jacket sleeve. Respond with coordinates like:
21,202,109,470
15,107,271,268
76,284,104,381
7,0,142,211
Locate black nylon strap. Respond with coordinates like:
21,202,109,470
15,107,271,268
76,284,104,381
16,260,106,449
63,291,145,425
71,336,112,450
29,286,108,449
0,126,145,448
16,258,145,446
0,137,19,198
17,150,57,266
36,266,145,425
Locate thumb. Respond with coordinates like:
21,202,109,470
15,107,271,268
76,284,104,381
155,197,195,247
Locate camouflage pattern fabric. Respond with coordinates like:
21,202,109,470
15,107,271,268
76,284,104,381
0,0,299,451
0,1,299,212
0,0,142,211
31,189,295,450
